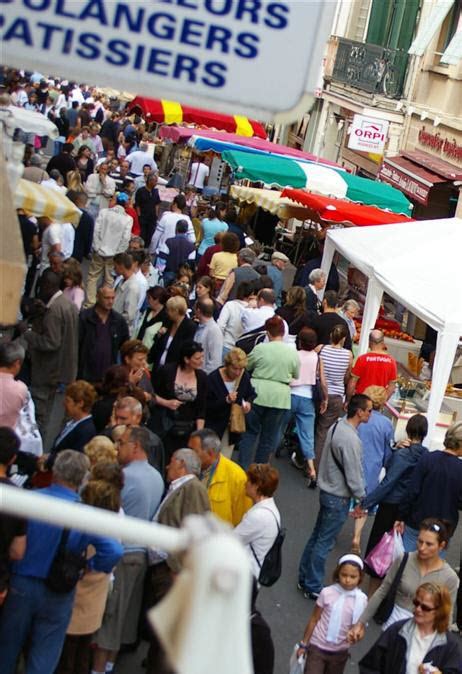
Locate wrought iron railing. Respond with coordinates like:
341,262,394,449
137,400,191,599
331,38,409,99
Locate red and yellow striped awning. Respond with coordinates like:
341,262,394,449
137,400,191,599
127,97,267,139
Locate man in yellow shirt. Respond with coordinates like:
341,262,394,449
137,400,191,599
188,429,251,526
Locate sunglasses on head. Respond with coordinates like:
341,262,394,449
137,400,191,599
413,598,436,612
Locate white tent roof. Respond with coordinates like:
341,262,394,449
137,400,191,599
322,217,462,446
324,218,462,333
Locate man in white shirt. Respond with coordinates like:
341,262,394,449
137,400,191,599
241,289,276,333
60,222,76,260
127,142,158,176
194,299,223,374
84,193,133,307
241,289,289,339
149,194,194,255
38,217,63,273
113,252,143,336
189,157,210,192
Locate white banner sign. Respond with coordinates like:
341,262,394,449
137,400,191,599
348,114,389,153
0,0,336,121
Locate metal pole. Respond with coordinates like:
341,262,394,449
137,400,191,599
0,484,189,552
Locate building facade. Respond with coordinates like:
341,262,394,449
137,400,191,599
306,0,462,217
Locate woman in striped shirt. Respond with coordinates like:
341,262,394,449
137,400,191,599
314,324,352,471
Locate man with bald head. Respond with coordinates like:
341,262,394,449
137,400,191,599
347,329,397,401
194,298,223,374
78,285,129,383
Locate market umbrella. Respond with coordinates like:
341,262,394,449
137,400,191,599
281,189,415,226
127,97,267,139
230,185,311,221
222,150,413,215
16,180,81,225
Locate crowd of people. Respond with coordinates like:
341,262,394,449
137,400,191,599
1,69,462,674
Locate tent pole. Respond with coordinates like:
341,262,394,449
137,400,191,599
358,278,383,356
425,330,460,448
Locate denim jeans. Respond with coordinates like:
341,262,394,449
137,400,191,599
0,574,75,674
238,404,286,469
298,491,350,594
290,395,315,461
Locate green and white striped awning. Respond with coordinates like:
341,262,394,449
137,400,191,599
222,150,413,215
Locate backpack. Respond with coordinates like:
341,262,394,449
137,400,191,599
250,510,285,587
235,326,267,354
45,529,87,594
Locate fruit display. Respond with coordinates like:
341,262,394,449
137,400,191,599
353,320,414,343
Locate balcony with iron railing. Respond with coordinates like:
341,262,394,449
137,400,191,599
330,38,409,99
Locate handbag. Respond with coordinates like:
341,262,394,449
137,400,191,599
45,529,87,594
373,552,409,625
312,347,324,407
250,509,286,587
229,371,246,434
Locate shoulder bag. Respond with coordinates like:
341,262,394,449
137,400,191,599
373,552,409,624
45,528,87,594
250,509,286,587
229,370,246,434
312,346,325,408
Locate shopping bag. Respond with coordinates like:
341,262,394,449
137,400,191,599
392,530,405,562
365,529,397,578
289,644,306,674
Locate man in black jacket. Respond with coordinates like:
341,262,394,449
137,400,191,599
78,286,129,383
67,191,94,262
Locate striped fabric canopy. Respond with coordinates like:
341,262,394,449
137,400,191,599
222,150,413,215
127,97,267,138
16,180,81,225
281,189,415,226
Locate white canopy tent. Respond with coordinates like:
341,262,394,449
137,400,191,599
320,217,462,446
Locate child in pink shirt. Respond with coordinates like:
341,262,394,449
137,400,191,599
297,554,367,673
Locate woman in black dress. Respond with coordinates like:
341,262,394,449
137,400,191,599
152,341,207,461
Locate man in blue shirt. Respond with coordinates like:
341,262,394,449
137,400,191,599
0,450,123,674
93,426,164,674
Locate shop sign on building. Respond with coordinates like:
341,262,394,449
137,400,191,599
348,114,389,153
418,127,462,165
379,161,430,205
0,0,336,121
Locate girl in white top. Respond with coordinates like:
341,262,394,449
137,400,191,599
234,463,281,580
297,554,367,673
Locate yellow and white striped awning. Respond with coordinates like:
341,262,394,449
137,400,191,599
15,179,81,225
230,185,311,220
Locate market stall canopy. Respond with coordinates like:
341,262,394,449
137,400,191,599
322,217,462,447
128,97,267,139
16,180,81,225
281,189,415,226
186,131,342,167
0,105,58,139
223,150,413,214
230,185,311,221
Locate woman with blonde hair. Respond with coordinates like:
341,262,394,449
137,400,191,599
56,462,124,674
148,295,197,371
205,348,256,458
84,436,117,467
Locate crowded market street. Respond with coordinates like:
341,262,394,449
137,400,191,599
1,2,462,674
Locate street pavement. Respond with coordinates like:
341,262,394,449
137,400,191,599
114,448,462,674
